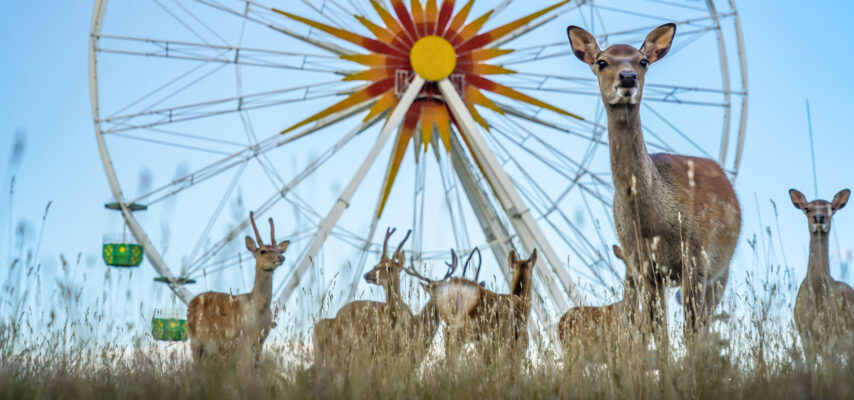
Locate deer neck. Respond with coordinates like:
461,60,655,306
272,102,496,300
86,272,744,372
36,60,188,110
806,231,831,294
606,103,659,197
382,275,405,312
416,299,440,338
249,267,274,312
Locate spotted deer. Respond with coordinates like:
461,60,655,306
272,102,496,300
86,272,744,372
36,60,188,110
790,189,854,366
311,229,450,374
186,211,290,367
429,249,537,363
566,23,742,351
558,245,641,364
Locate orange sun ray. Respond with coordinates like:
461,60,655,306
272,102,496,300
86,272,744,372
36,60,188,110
363,91,398,122
450,10,493,45
466,86,504,115
343,68,394,81
435,105,452,151
456,0,570,53
354,15,396,44
377,101,422,217
410,0,425,34
390,0,419,40
274,9,406,57
461,48,514,62
369,0,412,45
446,0,474,36
282,78,394,134
424,0,438,34
466,74,582,120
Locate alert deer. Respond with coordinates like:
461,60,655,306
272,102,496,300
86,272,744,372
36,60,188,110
790,189,854,366
311,229,450,374
566,24,742,351
186,211,290,367
429,249,537,363
558,245,641,364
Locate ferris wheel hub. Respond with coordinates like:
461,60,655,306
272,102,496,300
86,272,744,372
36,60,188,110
410,36,456,82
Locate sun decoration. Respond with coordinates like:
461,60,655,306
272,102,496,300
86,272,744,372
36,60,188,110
275,0,580,217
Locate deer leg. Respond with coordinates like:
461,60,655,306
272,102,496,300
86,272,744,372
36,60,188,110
641,278,669,362
681,256,723,337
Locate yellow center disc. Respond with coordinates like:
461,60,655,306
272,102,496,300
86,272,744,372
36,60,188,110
410,36,456,82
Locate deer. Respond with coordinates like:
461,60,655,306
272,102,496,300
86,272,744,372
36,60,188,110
427,249,537,364
186,211,290,368
558,245,643,365
310,229,453,376
566,23,742,354
789,188,854,367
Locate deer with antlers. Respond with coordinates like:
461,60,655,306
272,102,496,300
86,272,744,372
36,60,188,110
311,229,453,375
558,245,643,364
186,211,290,367
790,188,854,367
566,24,742,352
425,249,537,363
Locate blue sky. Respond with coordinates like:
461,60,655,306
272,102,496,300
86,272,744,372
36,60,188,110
1,1,853,338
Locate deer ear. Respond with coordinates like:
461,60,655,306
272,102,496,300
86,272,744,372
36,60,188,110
640,23,676,64
245,236,257,252
508,250,519,268
566,25,599,65
789,189,808,210
832,189,850,211
527,249,538,267
612,245,624,261
278,240,291,253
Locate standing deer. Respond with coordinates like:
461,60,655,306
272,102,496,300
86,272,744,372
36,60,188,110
566,24,742,352
310,229,451,375
558,245,642,364
789,189,854,367
429,249,537,363
186,211,290,367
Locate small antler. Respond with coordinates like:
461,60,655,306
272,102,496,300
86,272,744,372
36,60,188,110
461,248,482,280
268,217,275,245
394,229,412,257
249,211,264,245
382,227,397,260
443,249,458,280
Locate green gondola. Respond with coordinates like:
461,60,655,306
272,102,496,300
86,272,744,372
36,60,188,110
102,202,146,267
151,317,188,341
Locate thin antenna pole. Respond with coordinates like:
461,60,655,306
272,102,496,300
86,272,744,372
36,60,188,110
806,100,818,198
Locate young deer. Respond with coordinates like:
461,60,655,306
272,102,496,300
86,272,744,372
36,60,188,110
790,189,854,366
429,249,537,363
311,229,448,373
566,24,742,350
186,211,290,367
558,245,640,364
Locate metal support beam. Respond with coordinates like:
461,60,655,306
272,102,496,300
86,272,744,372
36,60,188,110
438,78,584,312
276,75,426,307
446,131,552,326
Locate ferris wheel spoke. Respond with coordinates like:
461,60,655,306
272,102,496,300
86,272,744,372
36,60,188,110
128,100,374,206
186,160,248,266
153,0,222,47
642,0,708,12
643,103,713,158
107,132,233,156
275,75,425,308
97,35,343,72
186,111,384,273
193,0,352,55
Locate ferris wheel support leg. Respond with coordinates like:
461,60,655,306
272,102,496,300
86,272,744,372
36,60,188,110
438,78,584,309
275,76,427,308
446,131,552,328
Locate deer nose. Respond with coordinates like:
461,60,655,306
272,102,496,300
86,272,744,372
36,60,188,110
618,70,637,87
814,215,826,224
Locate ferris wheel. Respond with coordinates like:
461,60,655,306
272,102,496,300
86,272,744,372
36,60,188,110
89,0,747,327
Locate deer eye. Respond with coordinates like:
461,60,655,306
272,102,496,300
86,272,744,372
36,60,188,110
596,60,608,69
260,250,267,255
639,59,649,68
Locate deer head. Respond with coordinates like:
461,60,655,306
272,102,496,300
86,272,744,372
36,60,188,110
403,249,459,289
245,211,290,271
364,228,412,288
790,189,850,234
509,249,537,296
567,23,676,106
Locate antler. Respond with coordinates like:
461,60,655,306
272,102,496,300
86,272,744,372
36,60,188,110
268,217,275,245
461,248,482,281
403,248,458,283
382,227,397,260
394,229,412,257
249,211,264,245
443,249,458,280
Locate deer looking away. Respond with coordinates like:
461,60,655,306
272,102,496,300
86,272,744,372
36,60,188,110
186,211,290,367
790,189,854,366
428,249,537,363
566,23,741,352
558,245,645,365
311,229,450,376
